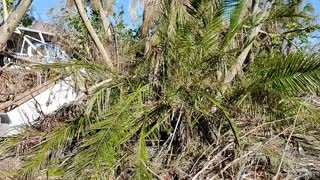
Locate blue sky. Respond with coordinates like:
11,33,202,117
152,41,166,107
306,0,320,22
32,0,320,23
32,0,135,23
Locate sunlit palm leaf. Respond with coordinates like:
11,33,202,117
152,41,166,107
249,53,320,96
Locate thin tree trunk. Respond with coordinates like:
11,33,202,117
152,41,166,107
2,0,8,20
0,0,32,51
74,0,114,69
140,0,150,39
97,0,112,41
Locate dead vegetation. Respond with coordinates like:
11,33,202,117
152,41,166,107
0,66,52,111
1,105,320,179
0,68,39,104
0,0,320,179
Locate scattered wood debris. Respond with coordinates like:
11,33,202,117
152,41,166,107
0,68,42,105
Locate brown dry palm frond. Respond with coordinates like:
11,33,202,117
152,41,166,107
130,0,161,39
130,0,193,39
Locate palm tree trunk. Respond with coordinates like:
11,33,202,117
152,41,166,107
97,0,112,41
221,0,274,93
140,0,150,39
74,0,114,69
0,0,32,51
2,0,8,20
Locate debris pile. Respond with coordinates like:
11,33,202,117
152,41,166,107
0,68,40,105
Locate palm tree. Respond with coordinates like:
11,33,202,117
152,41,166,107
67,0,114,69
71,0,114,69
139,0,160,39
1,0,320,179
67,0,113,39
91,0,114,41
131,0,193,39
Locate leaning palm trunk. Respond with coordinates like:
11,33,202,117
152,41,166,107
98,3,112,40
74,0,114,69
221,0,274,93
140,0,151,39
1,0,8,20
92,0,112,41
0,0,32,51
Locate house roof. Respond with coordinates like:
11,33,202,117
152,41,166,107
15,26,55,36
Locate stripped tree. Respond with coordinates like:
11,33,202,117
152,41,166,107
74,0,114,69
1,0,8,20
0,0,32,51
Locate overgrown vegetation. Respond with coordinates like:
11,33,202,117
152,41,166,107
1,0,320,179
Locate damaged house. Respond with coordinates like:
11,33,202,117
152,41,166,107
1,22,69,65
0,23,79,137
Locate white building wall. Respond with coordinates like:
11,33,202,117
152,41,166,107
0,77,79,136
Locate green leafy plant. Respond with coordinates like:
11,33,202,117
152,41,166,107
1,0,320,179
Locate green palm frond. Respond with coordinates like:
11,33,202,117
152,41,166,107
235,53,320,125
133,127,152,179
85,86,112,117
19,125,75,179
267,0,315,23
248,53,320,96
62,84,155,176
222,0,247,50
206,95,240,145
